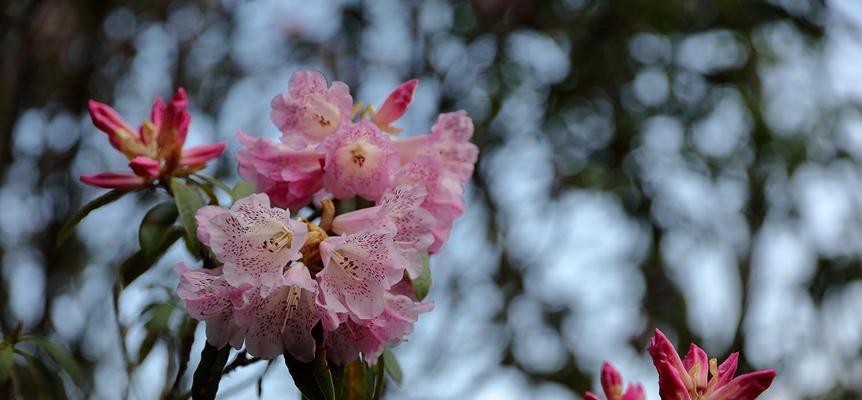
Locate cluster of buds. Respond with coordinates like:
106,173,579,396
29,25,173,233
586,329,776,400
176,70,478,364
82,89,225,189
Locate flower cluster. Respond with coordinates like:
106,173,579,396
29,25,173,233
587,329,776,400
177,70,478,364
82,88,226,189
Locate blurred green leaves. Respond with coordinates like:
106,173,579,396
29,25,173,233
171,178,205,256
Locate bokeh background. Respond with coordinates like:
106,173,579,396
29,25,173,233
2,0,862,398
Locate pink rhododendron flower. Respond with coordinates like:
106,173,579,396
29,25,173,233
648,329,776,400
271,70,353,146
331,184,435,278
235,263,321,361
82,88,226,189
236,130,325,210
585,362,646,400
317,227,407,319
322,120,399,201
176,264,248,349
396,110,479,182
393,154,465,253
324,292,432,365
371,79,418,134
201,193,308,291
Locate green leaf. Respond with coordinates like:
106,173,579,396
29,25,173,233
231,180,256,202
284,346,335,400
138,203,179,255
29,337,82,384
381,348,402,385
191,343,231,400
0,344,13,383
120,228,183,286
171,179,205,256
137,331,158,363
411,252,432,301
365,361,383,400
57,190,129,246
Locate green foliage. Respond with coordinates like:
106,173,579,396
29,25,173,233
284,345,336,400
56,190,130,246
381,349,402,385
0,344,13,383
411,252,432,301
171,178,205,256
23,337,83,385
138,203,179,255
120,228,183,286
231,180,256,202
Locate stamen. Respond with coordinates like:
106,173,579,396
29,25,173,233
709,358,719,380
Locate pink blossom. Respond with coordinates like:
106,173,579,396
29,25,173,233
322,120,399,201
236,131,325,210
396,110,479,182
271,70,353,146
82,88,225,189
176,264,248,349
324,293,432,365
648,329,776,400
195,205,227,246
393,154,465,253
200,193,308,291
331,184,435,278
371,79,418,134
317,227,407,319
234,263,321,361
584,362,646,400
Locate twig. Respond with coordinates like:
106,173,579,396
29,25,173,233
222,350,262,375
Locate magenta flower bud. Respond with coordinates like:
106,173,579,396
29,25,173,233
87,100,145,158
372,79,418,131
79,172,147,189
585,361,646,400
128,156,160,178
180,143,227,169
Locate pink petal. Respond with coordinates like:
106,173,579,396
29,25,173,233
393,154,465,253
621,384,646,400
155,88,191,168
429,110,479,181
128,156,160,178
80,172,148,189
600,361,623,400
713,352,739,388
655,360,693,400
87,100,144,157
683,343,709,392
235,277,320,361
271,70,353,145
236,130,325,210
318,228,406,319
709,370,776,400
180,143,227,167
206,193,308,289
195,206,228,246
176,263,248,348
584,393,600,400
372,79,418,127
648,329,694,392
322,120,399,201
